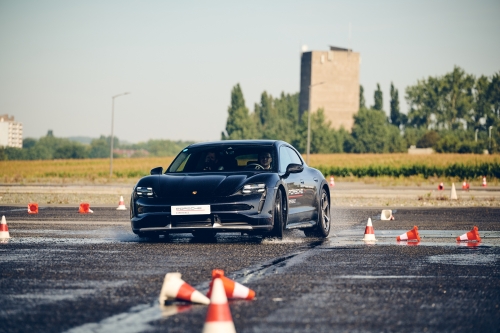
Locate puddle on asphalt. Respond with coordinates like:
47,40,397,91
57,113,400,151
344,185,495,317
325,229,500,248
427,253,498,265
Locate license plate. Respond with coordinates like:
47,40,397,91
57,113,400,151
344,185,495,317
171,205,211,216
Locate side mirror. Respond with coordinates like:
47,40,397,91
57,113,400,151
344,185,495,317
282,163,303,178
286,163,303,174
150,166,163,175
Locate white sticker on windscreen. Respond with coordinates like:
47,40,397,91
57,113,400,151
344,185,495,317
171,205,211,215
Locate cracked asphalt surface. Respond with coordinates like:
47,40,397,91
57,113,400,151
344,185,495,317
0,205,499,333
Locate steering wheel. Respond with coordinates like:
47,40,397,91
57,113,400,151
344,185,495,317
245,163,265,170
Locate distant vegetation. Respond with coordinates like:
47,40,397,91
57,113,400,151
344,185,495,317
1,154,498,184
222,66,500,154
0,130,194,161
1,66,498,161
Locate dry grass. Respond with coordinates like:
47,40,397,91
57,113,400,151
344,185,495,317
308,153,499,167
0,153,498,185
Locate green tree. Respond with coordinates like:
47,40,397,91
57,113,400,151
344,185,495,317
221,84,257,140
89,136,110,158
23,138,37,149
373,84,383,111
416,131,440,148
440,66,474,130
350,108,405,153
389,82,406,127
359,85,366,109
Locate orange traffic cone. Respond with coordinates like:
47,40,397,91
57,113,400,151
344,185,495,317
203,278,236,333
0,216,10,239
116,196,127,210
482,176,487,187
79,203,93,214
456,226,481,242
462,181,469,190
438,182,444,190
207,269,255,300
362,218,377,242
330,176,335,187
397,226,421,242
158,272,210,305
28,203,39,214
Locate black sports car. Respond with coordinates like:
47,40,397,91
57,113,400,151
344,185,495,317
130,140,331,239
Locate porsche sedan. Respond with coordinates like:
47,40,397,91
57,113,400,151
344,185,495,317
130,140,331,239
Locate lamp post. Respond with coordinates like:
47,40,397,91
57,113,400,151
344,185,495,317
306,82,325,164
110,92,130,178
489,126,493,151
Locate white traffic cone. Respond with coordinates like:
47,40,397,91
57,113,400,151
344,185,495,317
116,196,127,210
0,215,11,239
380,210,394,220
482,176,487,187
203,278,236,333
158,272,210,305
329,176,335,187
362,218,377,241
450,183,458,200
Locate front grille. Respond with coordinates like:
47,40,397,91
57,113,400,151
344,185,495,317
171,215,212,227
212,204,253,211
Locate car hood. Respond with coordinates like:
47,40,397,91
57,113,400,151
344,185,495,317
158,173,252,198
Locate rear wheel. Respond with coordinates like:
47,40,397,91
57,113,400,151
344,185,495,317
270,189,286,238
304,189,330,238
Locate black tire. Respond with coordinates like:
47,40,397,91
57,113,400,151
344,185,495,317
304,189,330,238
271,189,286,238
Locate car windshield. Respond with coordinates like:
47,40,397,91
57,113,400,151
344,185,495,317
167,145,275,173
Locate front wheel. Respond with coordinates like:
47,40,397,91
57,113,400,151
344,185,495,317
304,189,330,238
270,189,286,238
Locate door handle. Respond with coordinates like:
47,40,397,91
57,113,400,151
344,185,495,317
313,177,318,182
300,179,304,184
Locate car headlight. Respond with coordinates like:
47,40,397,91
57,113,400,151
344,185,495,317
242,183,266,194
136,187,154,197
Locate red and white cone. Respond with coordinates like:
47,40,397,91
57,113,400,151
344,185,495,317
362,218,377,242
203,278,236,333
116,196,127,210
462,181,469,190
456,226,481,242
397,226,421,242
28,203,39,214
0,216,10,239
482,176,487,187
438,182,444,190
158,272,210,305
207,269,255,300
79,203,93,214
329,176,335,187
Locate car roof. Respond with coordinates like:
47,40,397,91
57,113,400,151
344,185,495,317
186,140,285,149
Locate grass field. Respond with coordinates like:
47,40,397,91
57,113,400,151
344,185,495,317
1,154,499,185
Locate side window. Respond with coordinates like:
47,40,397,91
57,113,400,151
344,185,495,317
279,146,292,173
286,147,303,165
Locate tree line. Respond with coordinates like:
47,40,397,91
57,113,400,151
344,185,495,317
222,66,500,154
0,130,194,160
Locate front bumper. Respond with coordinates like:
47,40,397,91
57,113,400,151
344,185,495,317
130,189,276,234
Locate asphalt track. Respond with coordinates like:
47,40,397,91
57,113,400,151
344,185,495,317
0,205,499,333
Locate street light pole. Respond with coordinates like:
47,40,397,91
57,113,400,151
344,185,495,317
110,92,130,178
306,82,325,164
489,126,493,151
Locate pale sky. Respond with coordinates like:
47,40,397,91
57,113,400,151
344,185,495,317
1,0,499,143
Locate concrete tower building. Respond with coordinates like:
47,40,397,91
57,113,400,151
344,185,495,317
299,46,360,131
0,114,23,148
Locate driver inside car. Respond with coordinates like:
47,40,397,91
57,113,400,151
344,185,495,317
258,152,273,170
203,151,224,171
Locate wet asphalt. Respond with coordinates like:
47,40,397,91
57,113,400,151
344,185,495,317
0,206,499,333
